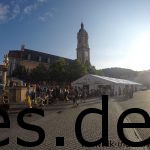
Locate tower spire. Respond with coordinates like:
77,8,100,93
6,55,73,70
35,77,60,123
76,23,90,65
81,22,84,29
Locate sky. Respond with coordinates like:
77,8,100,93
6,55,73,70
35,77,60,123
1,0,150,71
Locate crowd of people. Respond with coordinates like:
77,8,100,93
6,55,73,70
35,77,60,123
25,83,135,110
0,81,135,116
98,85,135,99
26,84,92,109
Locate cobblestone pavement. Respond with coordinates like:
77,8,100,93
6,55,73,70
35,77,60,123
0,96,148,150
118,90,150,150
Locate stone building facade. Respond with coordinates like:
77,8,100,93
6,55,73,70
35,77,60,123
8,46,73,75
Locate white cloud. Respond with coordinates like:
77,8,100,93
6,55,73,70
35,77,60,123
10,4,20,19
23,0,48,14
0,4,9,22
39,11,53,22
0,0,49,24
0,3,21,23
39,8,56,22
37,0,48,2
24,4,37,14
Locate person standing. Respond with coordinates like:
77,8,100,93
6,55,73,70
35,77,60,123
64,88,69,103
82,88,87,103
70,87,78,107
26,86,32,117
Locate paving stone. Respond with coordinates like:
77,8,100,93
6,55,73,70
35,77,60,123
0,97,138,150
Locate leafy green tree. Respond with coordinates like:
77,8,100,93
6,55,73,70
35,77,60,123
85,63,97,74
30,63,48,82
90,66,97,74
69,59,88,81
12,65,28,80
96,69,104,76
49,58,69,83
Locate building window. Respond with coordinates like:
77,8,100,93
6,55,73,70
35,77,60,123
28,54,31,60
39,56,42,62
47,58,50,63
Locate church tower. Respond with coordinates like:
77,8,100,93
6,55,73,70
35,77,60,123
76,23,90,64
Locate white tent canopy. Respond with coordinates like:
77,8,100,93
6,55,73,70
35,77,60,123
71,74,142,96
72,74,141,86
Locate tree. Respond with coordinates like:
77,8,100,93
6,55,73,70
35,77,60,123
96,69,104,76
12,65,28,80
85,63,97,74
29,63,48,82
69,59,88,81
49,58,69,83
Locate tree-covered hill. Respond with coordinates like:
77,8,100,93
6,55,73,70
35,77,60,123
100,67,138,80
98,67,150,88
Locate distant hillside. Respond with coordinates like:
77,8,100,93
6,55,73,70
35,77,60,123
97,67,150,88
101,67,138,80
135,70,150,88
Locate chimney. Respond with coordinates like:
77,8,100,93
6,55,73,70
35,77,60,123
21,45,25,51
